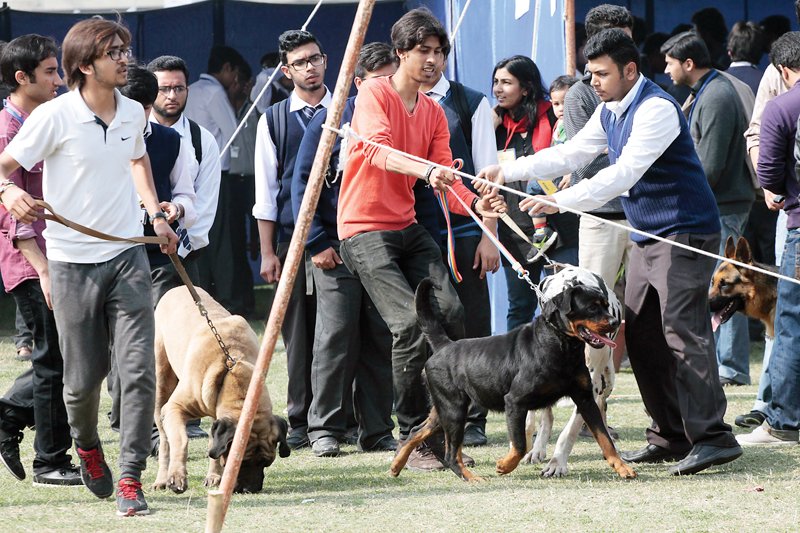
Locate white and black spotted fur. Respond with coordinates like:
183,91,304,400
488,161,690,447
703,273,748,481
522,265,623,477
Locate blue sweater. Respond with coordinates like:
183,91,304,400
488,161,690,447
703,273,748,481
291,97,356,255
600,79,720,242
267,100,308,243
144,122,181,266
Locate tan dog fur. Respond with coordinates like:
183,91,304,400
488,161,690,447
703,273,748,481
152,287,287,494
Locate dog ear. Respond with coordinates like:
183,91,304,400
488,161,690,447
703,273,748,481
273,416,291,458
724,236,736,259
541,287,573,330
208,418,237,460
734,237,752,264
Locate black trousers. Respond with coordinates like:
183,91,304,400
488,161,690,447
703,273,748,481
306,255,394,448
0,280,72,474
197,172,255,316
340,224,465,436
625,233,737,452
448,234,490,430
277,242,316,433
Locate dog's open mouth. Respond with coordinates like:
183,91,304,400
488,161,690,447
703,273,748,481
578,326,617,349
711,300,739,332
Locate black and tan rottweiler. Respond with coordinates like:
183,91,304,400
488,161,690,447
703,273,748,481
390,277,636,482
709,236,777,337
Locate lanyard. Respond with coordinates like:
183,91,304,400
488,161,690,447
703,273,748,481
3,99,26,125
687,70,718,125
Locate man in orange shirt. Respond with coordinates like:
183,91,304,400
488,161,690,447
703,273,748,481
337,8,503,471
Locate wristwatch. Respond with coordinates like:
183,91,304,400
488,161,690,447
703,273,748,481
150,211,168,224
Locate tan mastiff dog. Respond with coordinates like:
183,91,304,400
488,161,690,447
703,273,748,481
152,286,289,494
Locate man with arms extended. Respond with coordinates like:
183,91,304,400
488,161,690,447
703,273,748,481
338,8,503,470
0,34,81,488
479,28,742,475
418,40,499,447
0,18,177,516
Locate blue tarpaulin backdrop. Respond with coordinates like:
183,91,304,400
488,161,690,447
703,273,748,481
0,0,797,330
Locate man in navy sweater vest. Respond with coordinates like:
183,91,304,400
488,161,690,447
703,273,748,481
479,28,742,475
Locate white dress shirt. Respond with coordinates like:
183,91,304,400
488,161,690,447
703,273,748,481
502,75,681,213
152,112,222,255
143,120,198,229
252,88,332,222
184,73,238,171
425,75,498,171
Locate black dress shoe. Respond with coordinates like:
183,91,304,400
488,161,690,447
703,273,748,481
359,435,397,452
286,430,310,450
668,444,742,476
463,426,488,447
620,443,687,464
185,420,208,439
311,436,340,457
735,410,766,429
33,465,83,487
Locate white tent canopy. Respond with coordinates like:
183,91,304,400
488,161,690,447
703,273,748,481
4,0,391,14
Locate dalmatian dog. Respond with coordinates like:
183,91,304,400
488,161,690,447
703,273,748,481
522,264,623,477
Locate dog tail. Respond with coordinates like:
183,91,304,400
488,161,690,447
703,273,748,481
415,278,452,351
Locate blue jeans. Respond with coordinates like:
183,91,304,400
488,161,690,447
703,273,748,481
714,212,751,384
763,229,800,431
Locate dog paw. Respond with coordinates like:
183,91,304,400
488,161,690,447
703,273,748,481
152,478,168,491
540,458,568,478
524,447,547,464
614,461,637,479
204,474,222,487
168,470,188,494
495,457,520,475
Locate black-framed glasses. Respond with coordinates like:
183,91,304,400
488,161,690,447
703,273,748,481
158,86,187,96
289,53,325,71
106,48,133,62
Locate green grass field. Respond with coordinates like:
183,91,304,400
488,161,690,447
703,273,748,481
0,291,798,532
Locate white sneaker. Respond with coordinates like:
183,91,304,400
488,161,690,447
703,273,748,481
736,424,799,446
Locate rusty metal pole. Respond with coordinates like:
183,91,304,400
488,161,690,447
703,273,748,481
564,0,576,75
204,0,377,531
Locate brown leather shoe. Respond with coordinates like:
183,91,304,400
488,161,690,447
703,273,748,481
405,441,446,471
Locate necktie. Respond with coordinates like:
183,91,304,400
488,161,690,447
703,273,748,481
301,105,320,124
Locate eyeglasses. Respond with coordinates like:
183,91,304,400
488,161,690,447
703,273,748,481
158,86,187,96
106,48,133,62
288,53,325,72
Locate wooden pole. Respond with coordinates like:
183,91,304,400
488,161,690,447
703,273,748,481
564,0,576,75
203,0,377,531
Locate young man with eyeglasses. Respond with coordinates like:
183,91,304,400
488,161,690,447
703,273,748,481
253,29,331,450
0,34,82,489
290,42,399,458
147,55,222,287
184,45,251,316
0,18,178,516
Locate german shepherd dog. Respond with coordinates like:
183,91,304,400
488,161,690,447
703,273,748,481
709,236,777,337
389,275,636,482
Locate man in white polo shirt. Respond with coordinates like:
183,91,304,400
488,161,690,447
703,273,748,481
0,18,177,517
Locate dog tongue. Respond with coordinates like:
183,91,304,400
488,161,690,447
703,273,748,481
590,331,617,349
711,312,723,332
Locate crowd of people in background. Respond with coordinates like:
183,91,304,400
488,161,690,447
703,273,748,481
0,1,799,517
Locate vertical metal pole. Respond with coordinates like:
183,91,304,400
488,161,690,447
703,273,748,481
203,0,377,530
